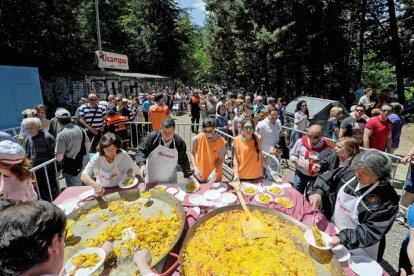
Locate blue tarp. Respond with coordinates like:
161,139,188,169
0,65,43,130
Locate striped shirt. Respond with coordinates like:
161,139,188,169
79,104,107,128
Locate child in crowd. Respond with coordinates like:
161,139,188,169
0,140,37,201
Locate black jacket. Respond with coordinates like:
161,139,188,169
313,166,399,250
135,131,192,178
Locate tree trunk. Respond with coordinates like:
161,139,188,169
357,0,367,83
387,0,405,103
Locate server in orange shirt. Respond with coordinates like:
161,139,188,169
233,117,263,182
149,92,170,131
191,118,227,183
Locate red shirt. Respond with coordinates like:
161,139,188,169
365,115,392,151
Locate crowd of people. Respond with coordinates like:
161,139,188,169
1,84,414,275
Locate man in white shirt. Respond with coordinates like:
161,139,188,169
255,109,282,153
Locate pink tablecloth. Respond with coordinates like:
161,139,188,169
54,182,389,276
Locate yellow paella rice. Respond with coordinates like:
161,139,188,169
257,193,272,204
66,197,181,268
312,225,326,247
185,181,199,192
275,197,294,208
182,210,318,276
242,186,257,195
268,186,283,195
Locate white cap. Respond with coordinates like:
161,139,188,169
55,108,71,118
0,140,25,164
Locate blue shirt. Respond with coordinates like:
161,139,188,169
389,114,405,148
143,100,155,113
253,104,267,114
215,115,228,128
403,204,414,248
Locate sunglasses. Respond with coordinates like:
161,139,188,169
243,126,254,131
301,105,307,107
204,129,214,134
355,109,365,112
381,109,392,113
257,100,263,102
309,135,321,140
88,98,98,101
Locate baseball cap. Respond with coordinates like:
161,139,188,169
55,108,71,118
0,140,25,164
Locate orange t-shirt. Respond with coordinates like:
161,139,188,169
149,104,169,130
195,133,226,182
234,135,262,180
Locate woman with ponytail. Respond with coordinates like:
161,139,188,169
232,118,263,182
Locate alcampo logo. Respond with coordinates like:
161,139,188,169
98,52,127,65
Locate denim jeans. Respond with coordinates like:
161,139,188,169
64,173,82,187
293,170,316,195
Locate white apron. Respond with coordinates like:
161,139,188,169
145,139,178,184
332,176,380,260
96,166,123,188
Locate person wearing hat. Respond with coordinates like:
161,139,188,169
19,109,37,140
49,107,66,138
55,109,90,187
0,140,37,201
149,92,170,131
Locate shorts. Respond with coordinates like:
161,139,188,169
404,166,414,193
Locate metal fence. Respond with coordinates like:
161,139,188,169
30,158,61,202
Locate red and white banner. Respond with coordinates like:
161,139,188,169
95,50,129,70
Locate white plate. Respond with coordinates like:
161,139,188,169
203,190,222,201
119,177,138,189
58,198,81,215
220,192,237,204
348,255,383,276
331,245,351,262
240,183,260,196
266,185,285,196
78,189,96,201
304,229,333,250
254,193,273,205
65,247,106,276
188,194,214,207
211,182,228,193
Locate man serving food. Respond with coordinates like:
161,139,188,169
136,118,198,184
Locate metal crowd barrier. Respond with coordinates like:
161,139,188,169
126,121,283,180
30,157,61,202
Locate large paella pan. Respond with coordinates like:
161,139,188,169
65,189,185,275
180,205,344,276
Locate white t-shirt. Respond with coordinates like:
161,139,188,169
83,149,134,177
294,110,307,131
255,117,282,153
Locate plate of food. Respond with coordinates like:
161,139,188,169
185,180,200,193
304,226,333,250
65,247,106,276
274,197,294,209
254,193,273,205
240,184,259,196
266,185,284,196
119,177,138,189
154,185,168,191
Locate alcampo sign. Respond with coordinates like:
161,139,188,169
95,50,129,70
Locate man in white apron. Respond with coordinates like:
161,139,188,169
309,150,399,261
136,118,197,184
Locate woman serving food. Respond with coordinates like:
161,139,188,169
81,133,135,196
309,150,399,261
